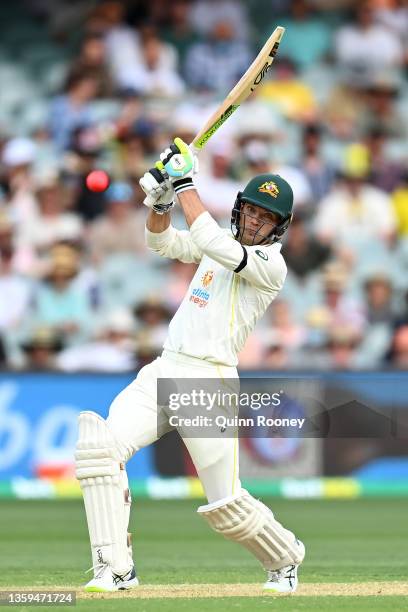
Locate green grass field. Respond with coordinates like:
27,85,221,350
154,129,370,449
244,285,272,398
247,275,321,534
1,498,407,611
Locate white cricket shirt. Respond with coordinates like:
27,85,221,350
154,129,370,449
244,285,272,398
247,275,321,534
145,211,287,367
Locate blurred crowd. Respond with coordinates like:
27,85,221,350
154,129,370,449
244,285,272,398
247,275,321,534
1,0,408,371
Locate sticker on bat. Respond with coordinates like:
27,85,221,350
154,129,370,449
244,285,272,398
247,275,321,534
195,104,239,148
269,41,280,58
253,61,271,87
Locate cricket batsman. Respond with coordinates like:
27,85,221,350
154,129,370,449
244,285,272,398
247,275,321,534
75,137,305,593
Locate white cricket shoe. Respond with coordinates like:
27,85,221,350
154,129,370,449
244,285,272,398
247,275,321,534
84,564,139,592
263,540,305,594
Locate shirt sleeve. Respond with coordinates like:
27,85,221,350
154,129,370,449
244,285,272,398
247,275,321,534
145,223,203,264
189,211,287,292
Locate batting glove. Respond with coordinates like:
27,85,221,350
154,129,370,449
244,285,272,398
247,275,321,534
157,137,198,196
139,167,175,215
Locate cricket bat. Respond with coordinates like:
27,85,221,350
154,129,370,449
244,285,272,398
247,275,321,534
190,26,285,153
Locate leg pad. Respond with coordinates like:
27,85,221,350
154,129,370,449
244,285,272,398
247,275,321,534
75,411,132,576
198,489,304,570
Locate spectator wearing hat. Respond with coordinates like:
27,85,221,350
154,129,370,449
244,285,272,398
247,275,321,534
360,70,405,138
238,140,273,178
32,243,92,345
232,105,280,179
56,308,136,372
234,137,310,210
2,137,36,172
21,326,63,371
234,100,281,150
306,261,366,345
21,176,83,254
88,182,146,263
324,325,363,370
315,146,397,248
363,272,395,325
1,137,39,227
133,296,172,367
349,270,396,368
323,69,370,141
233,122,313,209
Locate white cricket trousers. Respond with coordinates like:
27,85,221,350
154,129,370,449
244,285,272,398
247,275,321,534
107,350,241,503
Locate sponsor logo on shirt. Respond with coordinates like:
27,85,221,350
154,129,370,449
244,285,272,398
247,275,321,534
255,249,268,260
201,270,214,288
189,270,214,308
190,287,210,308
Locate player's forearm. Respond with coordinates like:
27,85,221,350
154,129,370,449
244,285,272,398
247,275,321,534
145,209,171,233
145,210,202,263
177,189,207,227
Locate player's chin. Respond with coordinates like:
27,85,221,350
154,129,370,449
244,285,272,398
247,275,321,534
240,236,252,246
241,234,264,246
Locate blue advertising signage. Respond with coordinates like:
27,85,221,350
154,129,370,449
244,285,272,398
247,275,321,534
0,373,155,480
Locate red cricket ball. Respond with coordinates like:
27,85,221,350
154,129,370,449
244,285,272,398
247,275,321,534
86,170,110,192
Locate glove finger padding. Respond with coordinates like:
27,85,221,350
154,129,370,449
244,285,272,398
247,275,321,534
139,173,156,196
139,169,165,196
159,148,173,164
143,193,159,207
140,167,175,214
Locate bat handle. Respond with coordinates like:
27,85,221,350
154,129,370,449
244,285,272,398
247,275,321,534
189,143,200,156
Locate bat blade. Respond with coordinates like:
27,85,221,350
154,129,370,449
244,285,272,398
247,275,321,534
191,26,285,152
